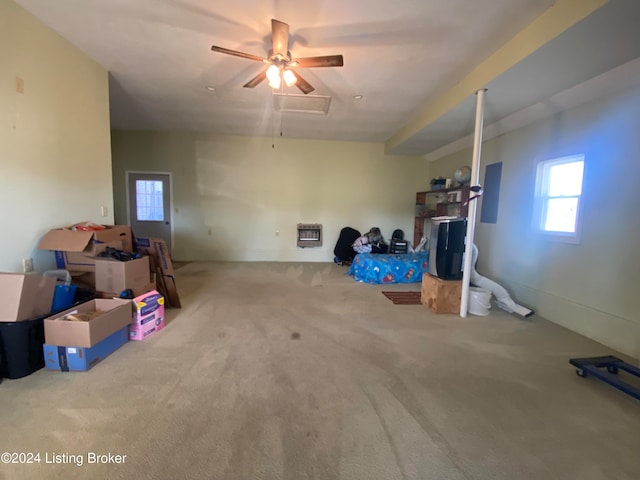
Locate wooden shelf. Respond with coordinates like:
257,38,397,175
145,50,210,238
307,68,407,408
413,185,470,246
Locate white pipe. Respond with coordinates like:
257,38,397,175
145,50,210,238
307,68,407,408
469,244,534,318
460,89,486,317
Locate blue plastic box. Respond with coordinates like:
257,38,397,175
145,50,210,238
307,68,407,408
51,285,77,313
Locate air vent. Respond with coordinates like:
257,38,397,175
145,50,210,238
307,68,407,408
273,93,331,115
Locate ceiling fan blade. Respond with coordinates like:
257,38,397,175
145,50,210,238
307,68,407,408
291,71,315,95
211,45,265,62
294,55,344,68
271,19,290,58
243,70,267,88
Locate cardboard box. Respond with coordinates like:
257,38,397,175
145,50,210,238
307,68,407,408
38,225,133,272
43,326,128,372
134,237,174,275
157,274,181,309
70,271,96,289
94,256,150,294
95,282,156,300
0,273,57,322
421,273,461,314
44,298,132,347
134,237,181,308
129,315,165,341
129,290,165,341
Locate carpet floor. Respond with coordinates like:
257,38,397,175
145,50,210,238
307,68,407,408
1,261,639,480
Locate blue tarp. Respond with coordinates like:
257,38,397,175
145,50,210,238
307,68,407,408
348,252,429,284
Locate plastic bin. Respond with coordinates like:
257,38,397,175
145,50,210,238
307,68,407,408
51,285,78,313
0,315,46,379
469,287,492,316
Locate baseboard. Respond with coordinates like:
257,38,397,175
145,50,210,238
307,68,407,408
509,282,640,362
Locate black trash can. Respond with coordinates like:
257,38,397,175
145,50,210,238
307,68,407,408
0,316,46,379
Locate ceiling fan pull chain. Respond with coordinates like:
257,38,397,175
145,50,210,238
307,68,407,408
271,91,276,148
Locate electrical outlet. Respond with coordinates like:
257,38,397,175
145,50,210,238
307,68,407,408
101,205,108,217
22,258,33,273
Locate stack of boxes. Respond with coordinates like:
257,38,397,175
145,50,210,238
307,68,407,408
42,298,132,371
0,223,181,378
38,225,134,275
38,226,181,307
41,289,167,372
37,224,173,302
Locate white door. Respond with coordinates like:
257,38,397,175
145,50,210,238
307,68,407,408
127,172,172,253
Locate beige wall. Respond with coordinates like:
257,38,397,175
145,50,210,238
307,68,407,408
431,86,640,359
111,131,430,262
0,0,113,273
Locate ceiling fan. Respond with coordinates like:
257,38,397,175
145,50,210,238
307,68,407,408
211,19,344,95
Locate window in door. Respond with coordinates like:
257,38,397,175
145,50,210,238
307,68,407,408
136,180,164,221
533,154,585,243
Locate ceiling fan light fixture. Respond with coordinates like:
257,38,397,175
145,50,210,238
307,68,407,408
268,77,281,89
283,69,297,87
266,64,280,81
266,64,281,89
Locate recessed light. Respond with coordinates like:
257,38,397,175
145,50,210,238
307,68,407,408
353,94,363,100
205,85,216,92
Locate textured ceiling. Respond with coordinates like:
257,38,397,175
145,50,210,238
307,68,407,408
13,0,640,157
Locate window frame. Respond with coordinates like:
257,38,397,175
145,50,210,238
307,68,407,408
532,154,585,244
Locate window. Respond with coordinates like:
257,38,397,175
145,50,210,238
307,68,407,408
533,154,584,243
136,180,164,221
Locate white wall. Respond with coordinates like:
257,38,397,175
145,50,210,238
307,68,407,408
430,85,640,360
111,131,430,262
0,0,113,273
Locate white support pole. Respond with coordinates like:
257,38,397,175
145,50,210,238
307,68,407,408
460,88,486,317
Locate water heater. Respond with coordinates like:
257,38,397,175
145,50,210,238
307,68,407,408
428,217,467,280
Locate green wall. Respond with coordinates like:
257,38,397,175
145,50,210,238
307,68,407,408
111,132,430,262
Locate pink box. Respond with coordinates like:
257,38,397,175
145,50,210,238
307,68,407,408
129,290,165,341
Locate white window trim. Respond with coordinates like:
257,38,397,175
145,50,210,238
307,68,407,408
533,154,585,245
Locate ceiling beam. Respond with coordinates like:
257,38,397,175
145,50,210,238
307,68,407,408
384,0,609,154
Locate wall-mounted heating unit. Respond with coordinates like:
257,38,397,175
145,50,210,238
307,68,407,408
297,224,322,248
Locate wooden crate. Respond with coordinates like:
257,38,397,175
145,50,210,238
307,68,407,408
421,273,461,314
